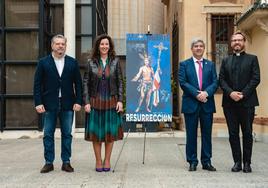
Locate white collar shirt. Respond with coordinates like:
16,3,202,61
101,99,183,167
52,54,65,97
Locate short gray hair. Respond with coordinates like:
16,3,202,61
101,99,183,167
51,34,67,44
190,38,205,48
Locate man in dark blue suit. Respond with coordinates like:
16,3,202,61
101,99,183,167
179,38,218,171
34,34,82,173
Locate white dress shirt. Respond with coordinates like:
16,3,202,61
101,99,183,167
52,54,65,97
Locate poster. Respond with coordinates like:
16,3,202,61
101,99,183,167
126,34,172,122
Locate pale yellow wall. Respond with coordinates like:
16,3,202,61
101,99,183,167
246,27,268,118
182,0,251,59
144,0,164,34
176,0,252,61
162,0,267,136
108,0,266,121
183,0,207,59
214,94,224,117
108,0,144,38
108,0,164,55
108,0,164,38
178,0,252,118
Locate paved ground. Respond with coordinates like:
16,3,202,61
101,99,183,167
0,136,268,188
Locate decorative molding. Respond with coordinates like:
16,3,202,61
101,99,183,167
203,4,244,13
240,29,252,43
256,18,268,33
260,0,268,4
237,9,268,31
214,117,268,125
172,116,183,130
213,117,226,124
161,0,169,6
209,0,237,3
254,117,268,125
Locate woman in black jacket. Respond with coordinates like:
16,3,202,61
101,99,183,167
83,34,123,172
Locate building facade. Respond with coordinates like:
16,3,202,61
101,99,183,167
107,0,171,130
108,0,164,56
162,0,268,138
1,0,267,140
236,1,268,136
0,0,107,132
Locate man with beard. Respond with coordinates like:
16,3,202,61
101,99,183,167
219,31,260,173
34,34,82,173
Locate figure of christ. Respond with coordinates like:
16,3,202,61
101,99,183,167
131,57,154,112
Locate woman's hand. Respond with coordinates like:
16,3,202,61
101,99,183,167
116,102,123,113
73,104,81,111
84,104,91,113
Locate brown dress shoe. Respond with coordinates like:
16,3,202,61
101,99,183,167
61,163,74,172
40,164,54,173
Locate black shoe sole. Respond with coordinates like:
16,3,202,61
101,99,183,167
61,167,74,172
231,168,242,172
202,168,216,171
40,168,54,173
188,169,197,171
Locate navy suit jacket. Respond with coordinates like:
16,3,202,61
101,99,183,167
33,54,82,111
179,57,218,114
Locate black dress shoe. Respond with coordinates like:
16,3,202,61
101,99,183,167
202,164,216,171
231,162,242,172
40,164,54,173
61,163,74,172
188,164,197,171
243,163,252,173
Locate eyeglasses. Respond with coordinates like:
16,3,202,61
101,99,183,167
231,39,244,42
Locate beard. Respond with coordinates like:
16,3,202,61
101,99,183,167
233,44,245,52
55,49,64,54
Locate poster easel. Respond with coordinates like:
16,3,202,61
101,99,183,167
113,28,177,172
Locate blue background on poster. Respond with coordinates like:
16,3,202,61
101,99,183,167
126,34,172,122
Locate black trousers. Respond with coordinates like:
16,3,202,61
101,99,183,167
223,107,255,164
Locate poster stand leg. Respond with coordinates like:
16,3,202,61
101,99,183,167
112,128,131,173
142,123,147,164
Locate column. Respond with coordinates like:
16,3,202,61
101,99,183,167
64,0,76,134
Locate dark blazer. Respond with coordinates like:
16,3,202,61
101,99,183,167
33,54,82,111
83,57,123,104
179,57,218,114
219,53,260,107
